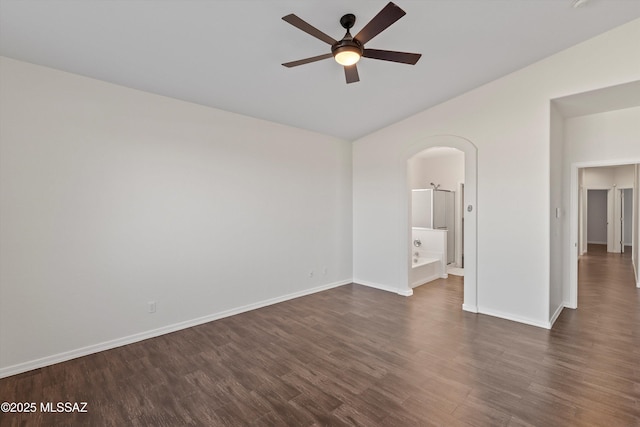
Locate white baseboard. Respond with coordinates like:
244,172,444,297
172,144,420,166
397,288,414,297
354,279,413,296
411,273,440,288
586,240,607,245
478,307,551,329
0,279,351,379
549,303,565,328
462,304,478,313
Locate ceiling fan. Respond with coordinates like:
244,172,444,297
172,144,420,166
281,2,422,84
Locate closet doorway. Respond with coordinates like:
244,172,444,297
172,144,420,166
586,189,609,251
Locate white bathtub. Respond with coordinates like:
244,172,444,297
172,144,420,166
410,252,446,288
412,256,440,268
411,228,447,288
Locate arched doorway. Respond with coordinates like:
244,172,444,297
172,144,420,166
401,135,478,312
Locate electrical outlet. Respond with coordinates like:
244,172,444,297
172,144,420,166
323,267,328,276
148,301,156,313
309,271,314,278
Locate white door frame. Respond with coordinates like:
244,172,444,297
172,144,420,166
457,182,464,267
620,189,625,253
607,188,615,253
621,188,634,253
402,135,478,312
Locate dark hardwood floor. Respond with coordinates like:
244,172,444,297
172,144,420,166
1,248,639,426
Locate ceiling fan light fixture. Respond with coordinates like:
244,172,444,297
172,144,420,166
334,46,361,66
332,38,363,66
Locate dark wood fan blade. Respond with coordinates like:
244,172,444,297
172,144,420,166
363,49,421,65
282,53,333,68
282,14,338,45
344,64,360,84
354,2,406,45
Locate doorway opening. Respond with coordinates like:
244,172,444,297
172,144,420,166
578,165,635,255
409,147,464,288
585,189,608,252
403,135,477,313
571,163,638,308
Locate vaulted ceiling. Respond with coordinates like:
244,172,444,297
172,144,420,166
1,1,639,140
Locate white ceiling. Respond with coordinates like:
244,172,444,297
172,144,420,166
1,0,639,141
415,147,462,159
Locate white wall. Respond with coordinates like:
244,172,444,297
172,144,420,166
408,150,465,191
583,165,635,188
549,103,564,321
353,19,640,328
583,167,615,187
0,57,353,376
564,109,640,164
614,164,636,187
635,165,640,286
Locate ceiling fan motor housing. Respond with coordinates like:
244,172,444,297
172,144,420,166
331,38,363,58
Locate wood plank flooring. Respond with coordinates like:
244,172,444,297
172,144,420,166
1,247,639,426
